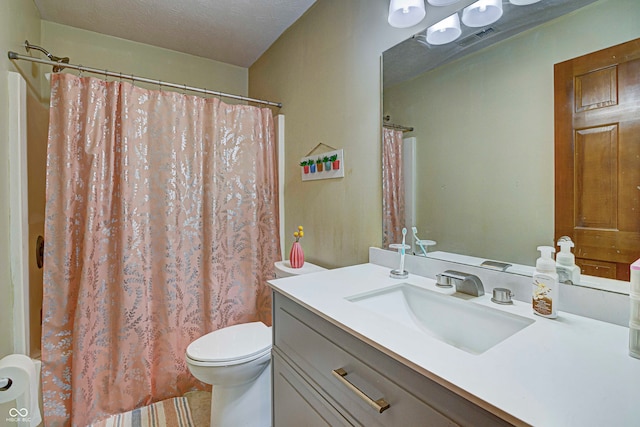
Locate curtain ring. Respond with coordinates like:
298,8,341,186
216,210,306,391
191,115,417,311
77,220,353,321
158,79,162,92
183,83,187,94
119,72,123,82
78,65,83,78
104,69,108,82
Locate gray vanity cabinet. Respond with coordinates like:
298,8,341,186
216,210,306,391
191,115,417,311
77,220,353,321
272,352,351,426
271,291,514,427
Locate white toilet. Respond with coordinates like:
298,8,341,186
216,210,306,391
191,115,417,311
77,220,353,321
185,261,325,427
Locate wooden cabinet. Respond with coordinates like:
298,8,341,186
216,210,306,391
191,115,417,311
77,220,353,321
272,292,513,427
554,38,640,281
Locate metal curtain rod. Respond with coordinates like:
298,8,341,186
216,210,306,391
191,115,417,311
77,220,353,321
383,115,413,133
383,123,414,133
8,49,282,108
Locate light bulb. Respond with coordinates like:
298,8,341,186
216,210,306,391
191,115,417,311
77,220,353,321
461,0,503,28
388,0,426,28
426,13,461,45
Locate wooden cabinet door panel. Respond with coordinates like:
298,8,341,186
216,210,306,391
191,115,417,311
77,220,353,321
575,258,618,279
555,38,640,280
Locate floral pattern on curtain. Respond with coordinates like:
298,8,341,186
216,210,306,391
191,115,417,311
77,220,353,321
41,73,280,426
382,127,405,248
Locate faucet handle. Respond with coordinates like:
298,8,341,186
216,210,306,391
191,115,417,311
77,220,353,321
491,287,514,304
436,273,455,288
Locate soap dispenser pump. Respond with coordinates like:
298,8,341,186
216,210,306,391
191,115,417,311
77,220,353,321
556,238,581,285
532,246,559,318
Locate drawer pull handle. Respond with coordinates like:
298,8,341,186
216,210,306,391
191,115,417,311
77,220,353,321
332,368,390,413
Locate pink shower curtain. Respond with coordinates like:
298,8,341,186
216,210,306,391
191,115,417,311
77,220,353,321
382,127,405,248
41,73,280,426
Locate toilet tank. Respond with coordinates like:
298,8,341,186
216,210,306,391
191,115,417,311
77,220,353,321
274,261,326,278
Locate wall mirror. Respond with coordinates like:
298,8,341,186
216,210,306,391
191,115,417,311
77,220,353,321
381,0,639,293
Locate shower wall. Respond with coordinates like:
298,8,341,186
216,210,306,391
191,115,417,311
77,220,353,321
0,0,42,361
27,92,48,358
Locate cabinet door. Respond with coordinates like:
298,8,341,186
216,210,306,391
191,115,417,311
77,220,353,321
555,38,640,280
272,352,351,427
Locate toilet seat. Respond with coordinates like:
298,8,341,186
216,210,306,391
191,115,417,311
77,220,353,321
186,321,272,366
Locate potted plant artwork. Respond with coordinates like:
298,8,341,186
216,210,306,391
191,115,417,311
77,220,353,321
330,154,339,170
300,159,310,174
300,151,343,181
323,155,331,171
289,225,305,268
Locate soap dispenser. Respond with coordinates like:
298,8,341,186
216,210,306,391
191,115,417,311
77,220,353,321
556,238,581,285
532,246,559,319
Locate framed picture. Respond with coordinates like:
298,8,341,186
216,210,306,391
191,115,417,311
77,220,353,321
300,149,344,181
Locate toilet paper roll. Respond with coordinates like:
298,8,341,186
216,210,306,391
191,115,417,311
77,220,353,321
0,354,42,427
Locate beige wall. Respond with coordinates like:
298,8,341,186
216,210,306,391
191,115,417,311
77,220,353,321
41,21,248,100
249,0,470,268
383,0,640,265
0,0,42,359
27,92,48,358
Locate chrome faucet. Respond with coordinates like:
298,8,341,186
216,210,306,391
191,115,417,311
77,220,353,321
436,270,485,297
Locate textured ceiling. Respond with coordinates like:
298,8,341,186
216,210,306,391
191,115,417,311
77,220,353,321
34,0,317,68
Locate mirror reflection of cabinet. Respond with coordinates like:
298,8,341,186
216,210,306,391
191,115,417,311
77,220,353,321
554,38,640,281
576,259,617,279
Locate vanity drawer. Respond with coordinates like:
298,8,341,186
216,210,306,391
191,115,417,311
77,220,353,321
272,351,351,426
273,292,513,427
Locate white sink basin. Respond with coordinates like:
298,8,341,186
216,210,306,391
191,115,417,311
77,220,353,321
346,283,534,355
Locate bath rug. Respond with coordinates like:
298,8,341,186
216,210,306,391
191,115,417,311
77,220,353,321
89,396,195,427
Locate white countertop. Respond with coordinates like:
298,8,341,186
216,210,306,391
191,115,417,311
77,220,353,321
268,263,640,427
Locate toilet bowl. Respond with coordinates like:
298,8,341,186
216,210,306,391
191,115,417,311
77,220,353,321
186,321,272,427
186,261,326,426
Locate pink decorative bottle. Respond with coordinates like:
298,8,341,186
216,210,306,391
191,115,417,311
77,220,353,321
289,241,305,268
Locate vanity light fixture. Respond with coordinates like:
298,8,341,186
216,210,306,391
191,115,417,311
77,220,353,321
461,0,503,27
388,0,426,28
427,0,461,6
426,13,462,45
509,0,542,5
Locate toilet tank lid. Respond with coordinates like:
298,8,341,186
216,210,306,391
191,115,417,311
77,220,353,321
186,322,271,363
274,260,327,277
